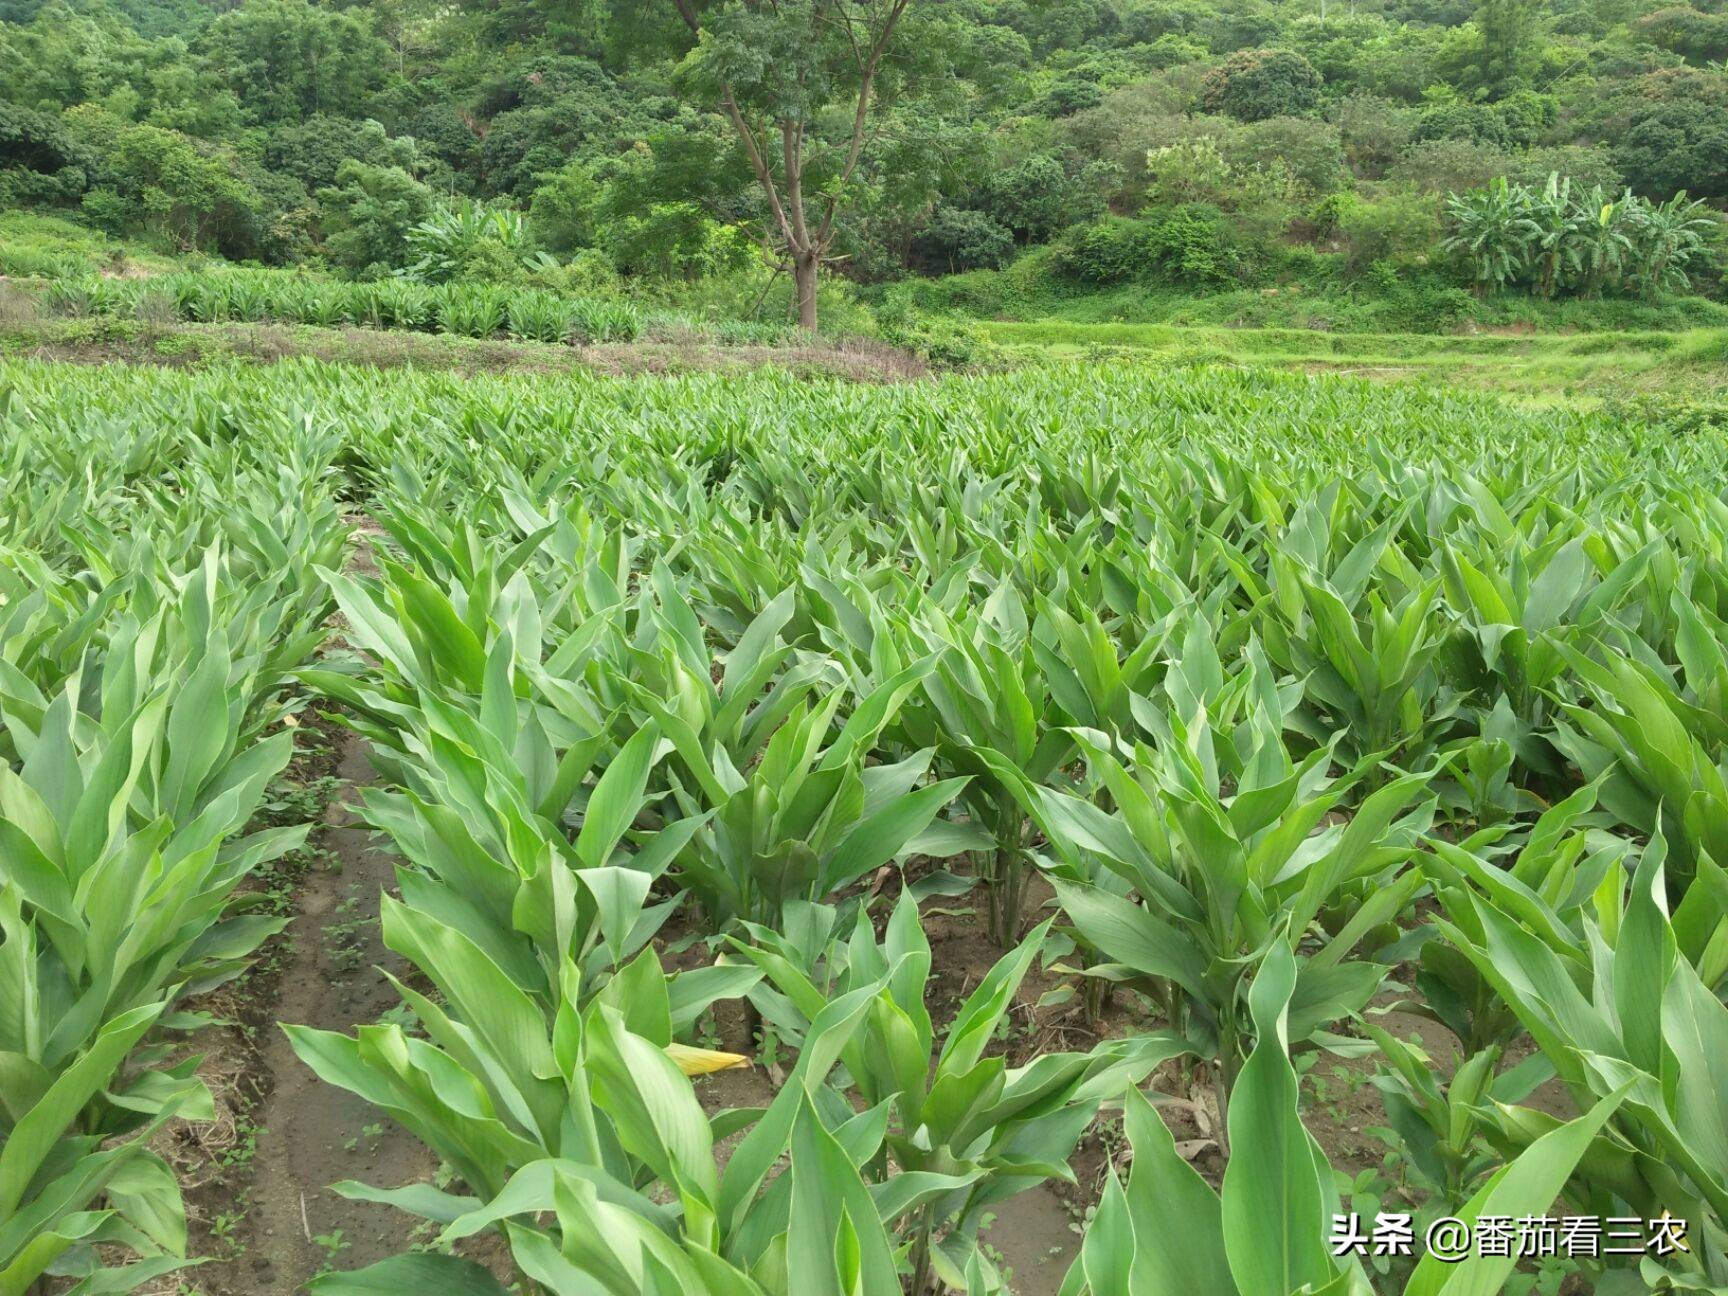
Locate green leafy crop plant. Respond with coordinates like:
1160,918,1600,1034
6,356,1728,1293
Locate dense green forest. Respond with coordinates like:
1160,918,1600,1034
2,0,1726,333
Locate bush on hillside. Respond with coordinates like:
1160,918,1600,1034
1199,49,1323,122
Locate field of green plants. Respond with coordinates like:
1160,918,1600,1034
43,269,646,345
5,357,1728,1295
15,265,821,352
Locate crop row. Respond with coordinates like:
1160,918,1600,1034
43,269,646,344
0,399,345,1294
3,360,1727,1293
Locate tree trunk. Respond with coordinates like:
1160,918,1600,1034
792,251,819,333
666,0,911,339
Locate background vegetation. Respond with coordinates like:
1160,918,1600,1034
3,0,1726,336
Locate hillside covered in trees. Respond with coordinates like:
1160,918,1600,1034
2,0,1725,331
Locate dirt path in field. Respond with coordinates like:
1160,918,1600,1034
917,902,1102,1296
240,730,436,1292
236,518,437,1292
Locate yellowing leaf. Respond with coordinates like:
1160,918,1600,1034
664,1043,750,1076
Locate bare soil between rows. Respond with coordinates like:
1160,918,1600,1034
242,733,437,1289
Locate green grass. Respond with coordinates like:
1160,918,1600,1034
981,319,1728,404
0,210,182,278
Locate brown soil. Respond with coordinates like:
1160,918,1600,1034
985,1183,1084,1296
239,733,437,1292
913,881,1156,1296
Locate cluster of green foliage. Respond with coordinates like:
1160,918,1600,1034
9,357,1728,1291
1443,175,1718,299
3,0,1724,326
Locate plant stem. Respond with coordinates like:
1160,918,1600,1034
908,1203,937,1294
1214,1056,1233,1159
989,807,1025,948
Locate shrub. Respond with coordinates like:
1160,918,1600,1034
1636,5,1728,64
63,110,266,256
601,202,753,280
1147,204,1249,286
1377,274,1480,330
1056,218,1160,284
1336,189,1445,273
1199,49,1323,122
984,156,1069,242
917,207,1016,274
1335,94,1417,180
874,301,997,369
264,116,419,192
706,319,802,346
527,162,603,255
315,161,433,276
1414,102,1513,148
0,103,93,208
1390,138,1517,194
1055,207,1254,288
1225,117,1347,197
526,248,622,298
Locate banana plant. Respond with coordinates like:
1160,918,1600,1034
1059,944,1629,1296
1443,177,1538,293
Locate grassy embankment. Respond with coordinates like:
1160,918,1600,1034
982,319,1728,404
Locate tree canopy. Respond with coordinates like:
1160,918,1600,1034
1,0,1723,317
